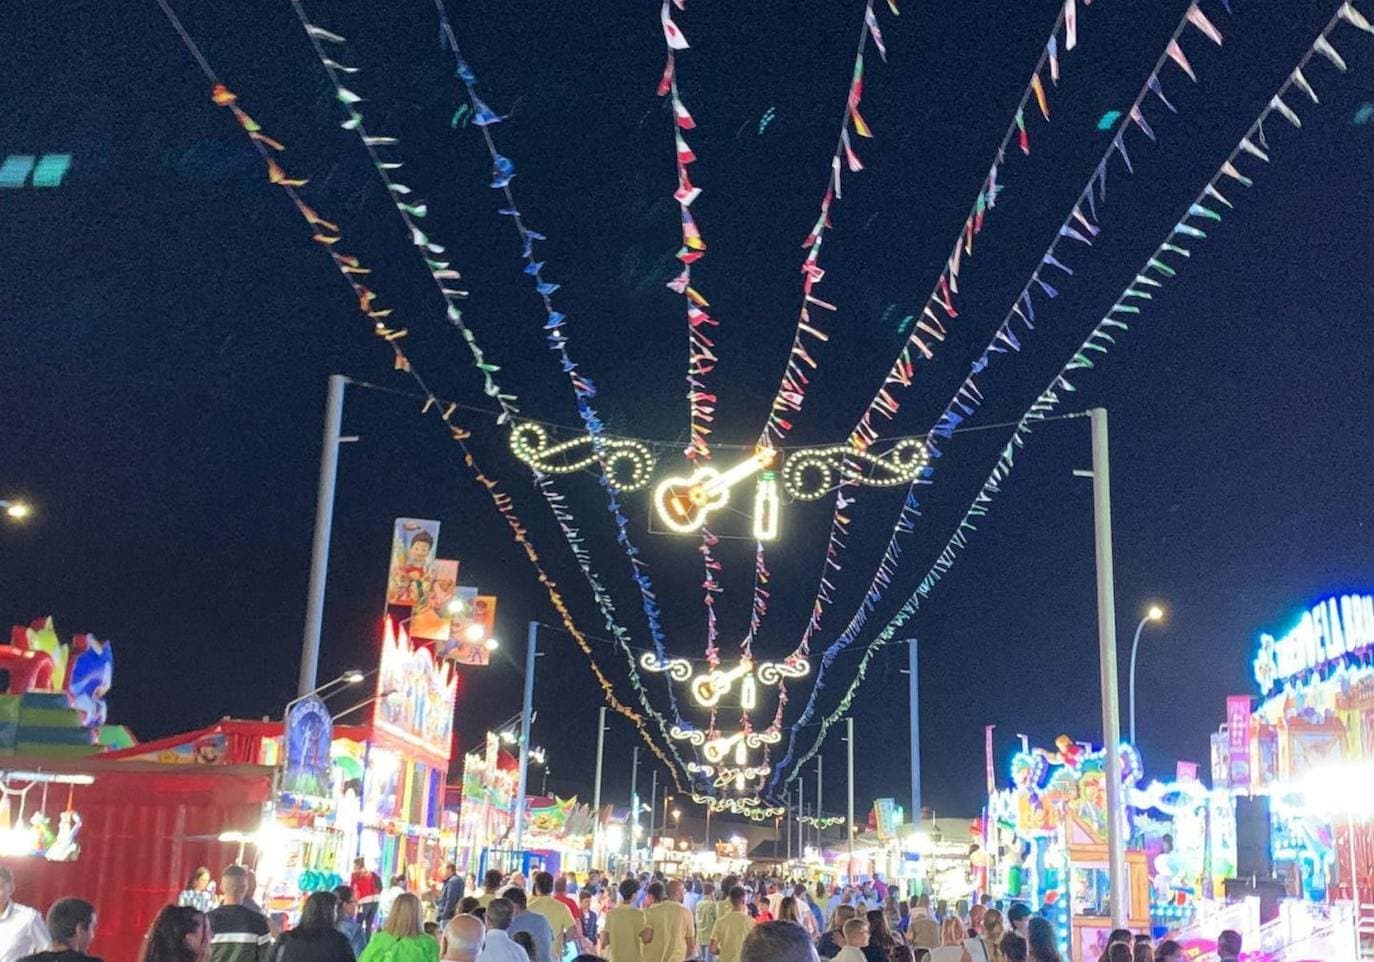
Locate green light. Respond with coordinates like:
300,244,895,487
0,155,35,188
31,154,71,187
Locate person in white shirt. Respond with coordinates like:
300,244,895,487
0,868,51,962
832,917,870,962
475,899,528,962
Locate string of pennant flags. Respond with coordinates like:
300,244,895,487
423,0,701,744
152,0,696,791
776,0,1373,791
769,0,1239,793
779,0,1106,678
656,0,732,748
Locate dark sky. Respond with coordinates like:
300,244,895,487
3,0,1372,822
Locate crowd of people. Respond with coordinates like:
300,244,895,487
0,861,1248,962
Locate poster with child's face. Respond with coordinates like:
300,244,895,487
410,559,460,641
385,518,441,607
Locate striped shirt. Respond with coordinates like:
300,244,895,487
208,904,271,962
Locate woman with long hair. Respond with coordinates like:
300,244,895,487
960,908,1006,962
820,904,857,959
1025,917,1063,962
270,892,354,962
778,896,803,926
178,868,215,913
140,905,210,962
866,908,898,961
1106,945,1132,962
927,916,966,962
358,893,438,962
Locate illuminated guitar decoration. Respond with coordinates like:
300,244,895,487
644,655,810,708
653,448,778,534
691,792,786,818
691,661,757,709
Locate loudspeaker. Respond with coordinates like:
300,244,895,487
1234,795,1273,879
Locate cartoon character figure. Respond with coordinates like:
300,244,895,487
1035,734,1085,771
1,619,58,693
194,734,226,764
46,810,81,861
66,633,114,727
28,812,54,854
21,618,67,689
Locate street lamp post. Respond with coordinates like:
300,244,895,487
1128,605,1165,747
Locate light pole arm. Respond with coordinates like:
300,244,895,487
1128,615,1150,748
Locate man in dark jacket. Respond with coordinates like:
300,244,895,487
436,864,465,925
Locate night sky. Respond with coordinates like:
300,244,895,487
4,0,1372,822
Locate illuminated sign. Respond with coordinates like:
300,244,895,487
1252,593,1374,695
374,619,458,759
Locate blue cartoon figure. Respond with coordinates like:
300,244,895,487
66,633,114,727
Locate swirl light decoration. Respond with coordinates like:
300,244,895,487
509,423,656,492
780,437,931,501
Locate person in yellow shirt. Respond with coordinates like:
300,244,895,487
601,879,648,962
641,880,695,962
475,869,504,908
709,886,754,962
527,871,578,960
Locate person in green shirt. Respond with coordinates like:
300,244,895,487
526,872,578,961
358,894,438,962
641,881,695,962
600,879,648,962
694,881,718,958
708,887,754,962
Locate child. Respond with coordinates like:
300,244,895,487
834,917,871,962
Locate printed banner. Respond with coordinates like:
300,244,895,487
1210,731,1230,788
873,797,898,839
283,695,333,800
386,518,440,607
410,559,460,641
1226,695,1251,789
1176,760,1198,782
440,589,496,666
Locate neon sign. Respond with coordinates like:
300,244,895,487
1252,593,1374,695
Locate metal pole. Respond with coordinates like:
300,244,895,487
1129,615,1150,747
592,706,606,867
847,717,856,877
649,770,658,854
1088,407,1128,926
908,638,922,827
817,756,823,853
786,791,793,862
629,746,639,871
513,621,538,854
799,776,806,857
705,805,711,853
298,373,346,697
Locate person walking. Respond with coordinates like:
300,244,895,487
525,873,575,962
740,921,819,962
694,881,718,962
474,900,526,962
600,879,645,962
351,861,383,938
832,917,871,962
819,906,857,960
504,890,553,962
209,866,272,962
929,917,965,962
269,892,354,962
139,906,211,962
1024,919,1061,962
437,867,466,927
439,916,483,962
358,894,437,962
641,881,694,962
960,908,1005,962
332,887,366,960
0,868,52,962
707,887,754,962
1214,930,1241,962
16,898,101,962
906,898,939,952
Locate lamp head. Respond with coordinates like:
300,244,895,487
4,502,31,521
1147,605,1165,622
343,670,366,684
